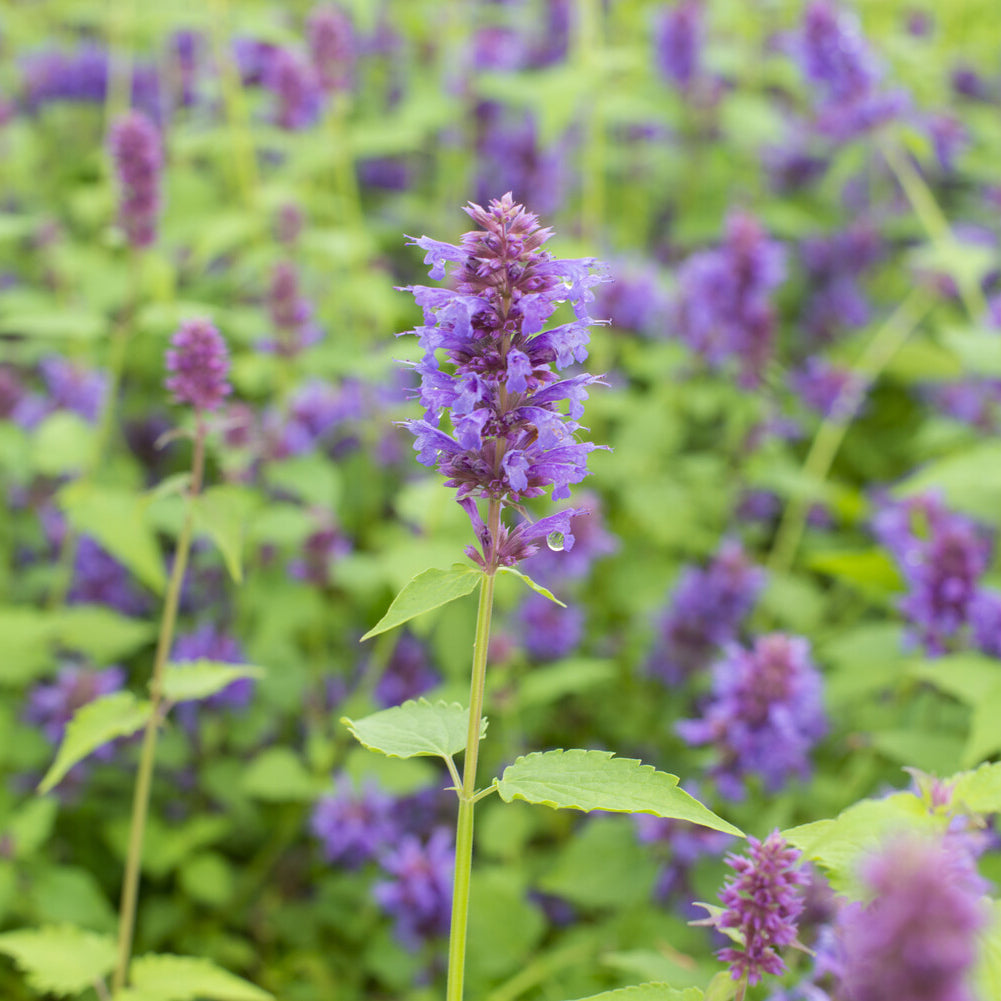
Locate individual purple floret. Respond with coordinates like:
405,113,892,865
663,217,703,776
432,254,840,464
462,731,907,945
311,777,399,868
837,834,988,1001
373,827,454,949
872,493,993,655
794,1,908,139
165,318,232,413
172,624,254,711
108,110,163,249
705,831,808,985
653,0,703,90
515,592,584,661
402,193,607,569
672,212,785,385
678,634,826,798
265,47,323,130
307,4,354,94
266,260,320,357
26,664,126,752
374,633,441,708
520,494,618,584
649,540,765,685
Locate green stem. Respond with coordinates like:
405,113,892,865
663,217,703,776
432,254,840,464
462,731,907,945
768,289,933,575
112,421,207,993
880,136,988,323
445,521,497,1001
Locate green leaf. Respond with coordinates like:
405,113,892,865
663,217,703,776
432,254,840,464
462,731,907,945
467,868,545,979
361,565,483,640
963,680,1001,766
953,762,1001,814
192,485,260,584
3,797,58,858
907,653,1001,706
241,748,323,802
121,953,273,1001
59,483,166,594
0,925,116,995
342,699,486,761
162,661,263,703
0,310,105,340
0,608,57,685
54,606,154,664
565,984,703,1001
515,659,616,709
39,692,151,794
895,442,1001,522
703,972,740,1001
497,566,566,606
974,900,1001,1001
31,412,95,476
496,750,743,836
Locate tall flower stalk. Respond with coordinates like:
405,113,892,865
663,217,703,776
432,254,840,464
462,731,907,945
400,194,606,1001
112,319,231,992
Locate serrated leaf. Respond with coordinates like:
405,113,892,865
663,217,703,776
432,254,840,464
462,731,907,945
59,483,166,594
162,662,263,703
497,566,565,606
342,699,486,761
566,983,703,1001
0,925,116,995
192,486,260,584
121,953,273,1001
39,692,151,794
497,750,743,836
361,565,483,640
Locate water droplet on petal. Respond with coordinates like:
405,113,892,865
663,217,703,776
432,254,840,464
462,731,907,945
546,531,565,552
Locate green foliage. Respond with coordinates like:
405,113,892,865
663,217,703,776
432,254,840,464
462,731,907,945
38,692,151,794
342,699,486,761
565,984,704,1001
360,565,483,640
192,486,261,585
496,750,743,836
118,954,274,1001
0,925,116,996
162,662,264,703
496,566,566,606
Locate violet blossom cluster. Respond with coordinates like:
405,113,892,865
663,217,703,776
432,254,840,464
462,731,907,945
374,632,440,708
265,260,320,357
311,777,400,869
708,832,808,985
402,193,607,570
671,212,786,386
264,48,323,131
165,319,232,413
678,633,826,798
649,540,765,685
307,4,355,94
172,625,255,713
9,356,108,430
108,110,163,249
872,493,994,655
653,0,704,91
837,834,988,1001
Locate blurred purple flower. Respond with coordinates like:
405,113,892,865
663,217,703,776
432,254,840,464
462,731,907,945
791,358,860,419
653,1,703,90
11,357,108,429
762,141,829,193
373,827,454,949
312,777,399,868
873,493,993,654
275,203,304,245
269,378,364,458
165,318,232,413
265,260,320,357
706,831,808,985
26,664,126,752
837,834,989,1001
594,259,671,338
650,540,765,685
520,495,618,584
109,110,163,249
970,590,1001,658
307,4,354,94
678,634,826,798
172,624,254,711
288,523,352,587
374,633,440,708
515,592,584,661
69,536,150,616
265,48,323,130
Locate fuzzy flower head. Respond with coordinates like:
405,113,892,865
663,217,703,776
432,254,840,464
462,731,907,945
403,193,608,568
678,633,826,798
838,834,989,1001
25,664,126,748
307,4,354,94
165,319,231,413
311,777,399,869
653,0,703,90
706,831,808,985
108,110,162,249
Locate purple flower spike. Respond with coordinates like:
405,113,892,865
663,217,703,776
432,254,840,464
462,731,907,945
401,193,608,569
373,827,454,949
108,110,162,249
26,664,126,752
307,4,354,94
374,633,441,708
165,319,232,413
838,834,989,1001
709,831,808,985
678,633,826,797
311,777,399,869
654,1,703,90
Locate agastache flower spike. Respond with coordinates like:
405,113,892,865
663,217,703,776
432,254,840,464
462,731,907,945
165,319,232,413
401,193,608,569
108,110,163,249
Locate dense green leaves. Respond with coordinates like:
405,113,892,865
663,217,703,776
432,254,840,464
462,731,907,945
38,692,151,794
0,925,116,995
361,565,483,640
496,750,743,836
342,699,486,761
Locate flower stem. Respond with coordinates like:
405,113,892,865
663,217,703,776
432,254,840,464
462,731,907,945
112,420,207,993
446,508,498,1001
768,288,933,575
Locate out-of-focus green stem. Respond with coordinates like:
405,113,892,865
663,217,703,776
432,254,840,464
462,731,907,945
575,0,604,242
112,421,207,993
445,500,498,1001
768,288,933,576
880,137,988,323
208,0,258,210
